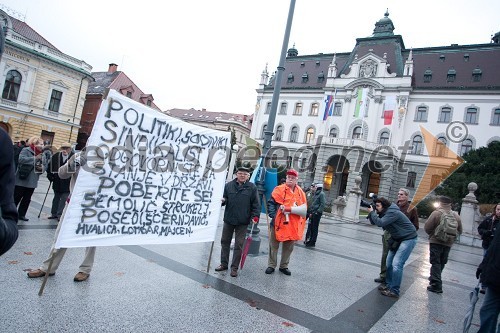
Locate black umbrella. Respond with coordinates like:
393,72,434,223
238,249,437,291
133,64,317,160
463,281,481,333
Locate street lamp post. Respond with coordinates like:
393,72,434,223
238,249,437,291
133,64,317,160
248,0,296,256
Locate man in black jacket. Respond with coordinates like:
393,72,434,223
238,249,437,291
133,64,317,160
215,167,260,277
0,128,19,256
47,143,73,220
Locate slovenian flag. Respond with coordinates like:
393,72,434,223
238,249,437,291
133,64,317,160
383,96,396,125
323,95,334,121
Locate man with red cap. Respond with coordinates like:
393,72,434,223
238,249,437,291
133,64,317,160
265,169,307,275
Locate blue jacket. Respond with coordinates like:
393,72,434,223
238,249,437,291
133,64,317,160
369,203,417,241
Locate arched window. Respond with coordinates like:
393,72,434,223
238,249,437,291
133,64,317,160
329,127,338,138
290,126,298,142
411,135,423,154
436,136,447,157
275,125,283,141
460,138,473,156
261,124,267,139
379,131,390,145
2,70,22,102
352,126,362,139
305,127,314,143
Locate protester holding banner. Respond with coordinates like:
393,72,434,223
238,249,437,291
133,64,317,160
0,128,19,256
27,152,97,282
265,169,307,276
215,167,260,277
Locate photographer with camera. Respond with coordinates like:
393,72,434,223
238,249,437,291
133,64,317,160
372,189,419,285
368,197,417,298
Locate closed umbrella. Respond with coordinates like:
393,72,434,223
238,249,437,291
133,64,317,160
463,281,481,333
240,223,256,270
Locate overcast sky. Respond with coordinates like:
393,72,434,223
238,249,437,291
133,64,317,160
2,0,499,115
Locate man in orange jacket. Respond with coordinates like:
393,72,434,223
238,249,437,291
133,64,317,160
265,169,307,276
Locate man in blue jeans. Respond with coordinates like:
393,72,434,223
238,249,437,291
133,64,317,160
368,197,418,298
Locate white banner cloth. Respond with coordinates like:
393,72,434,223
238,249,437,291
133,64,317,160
55,90,230,248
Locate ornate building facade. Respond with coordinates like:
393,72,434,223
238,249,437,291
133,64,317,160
250,12,500,204
0,10,92,147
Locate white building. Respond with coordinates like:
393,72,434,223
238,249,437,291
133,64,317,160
250,12,500,204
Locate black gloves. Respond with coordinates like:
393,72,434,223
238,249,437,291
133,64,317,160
476,267,482,279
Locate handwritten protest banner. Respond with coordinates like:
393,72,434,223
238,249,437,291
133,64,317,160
55,89,230,248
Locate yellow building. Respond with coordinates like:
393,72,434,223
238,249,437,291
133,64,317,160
0,10,92,148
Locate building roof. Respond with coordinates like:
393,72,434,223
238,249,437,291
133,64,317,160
166,108,252,129
265,12,500,91
10,16,60,51
87,65,161,111
87,71,121,95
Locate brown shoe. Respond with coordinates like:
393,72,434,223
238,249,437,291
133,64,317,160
214,265,228,272
74,272,90,282
27,269,55,278
230,268,238,277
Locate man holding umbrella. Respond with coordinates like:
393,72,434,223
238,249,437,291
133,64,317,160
215,167,260,277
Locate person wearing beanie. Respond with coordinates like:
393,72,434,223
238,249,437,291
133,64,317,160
424,196,462,293
215,167,260,277
265,169,307,276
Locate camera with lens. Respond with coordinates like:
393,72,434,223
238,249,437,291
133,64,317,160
360,193,378,210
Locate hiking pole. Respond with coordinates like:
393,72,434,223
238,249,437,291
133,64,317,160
38,181,52,218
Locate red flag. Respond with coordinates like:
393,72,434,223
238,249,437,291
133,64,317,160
384,110,393,125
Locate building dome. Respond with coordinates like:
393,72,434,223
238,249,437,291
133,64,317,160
372,9,395,37
287,43,298,57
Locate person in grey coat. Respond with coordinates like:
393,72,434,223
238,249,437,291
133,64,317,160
14,136,46,221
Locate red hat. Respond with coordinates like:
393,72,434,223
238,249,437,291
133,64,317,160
286,169,299,177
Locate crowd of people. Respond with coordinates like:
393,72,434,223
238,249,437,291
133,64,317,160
1,133,499,329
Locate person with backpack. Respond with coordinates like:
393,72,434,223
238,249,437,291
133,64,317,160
424,195,462,293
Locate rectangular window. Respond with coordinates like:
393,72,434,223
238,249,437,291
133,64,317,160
406,172,416,188
439,108,451,123
309,103,319,116
126,91,132,98
279,103,287,115
492,109,500,126
415,107,427,121
333,102,342,116
48,90,63,112
265,102,271,114
465,108,478,124
294,103,303,115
